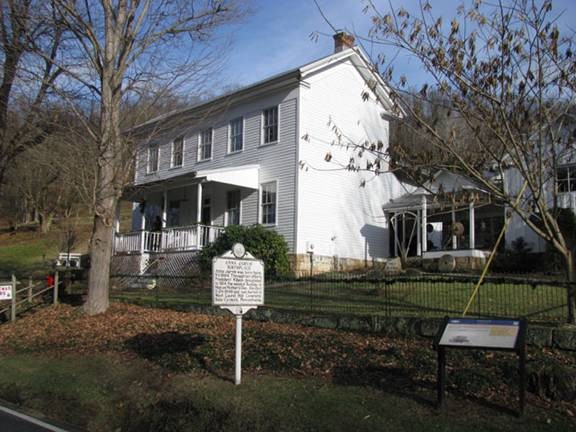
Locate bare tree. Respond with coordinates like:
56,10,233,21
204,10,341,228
0,0,65,191
52,0,242,314
324,2,574,274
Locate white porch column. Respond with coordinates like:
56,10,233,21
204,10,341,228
452,204,457,250
416,210,421,256
393,215,398,257
196,182,203,223
421,196,427,253
196,182,203,247
469,202,475,250
162,190,168,228
114,203,121,234
140,202,146,255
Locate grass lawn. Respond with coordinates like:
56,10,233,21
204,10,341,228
0,304,574,432
112,277,570,322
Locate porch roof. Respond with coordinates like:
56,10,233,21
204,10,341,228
382,170,491,213
123,165,260,201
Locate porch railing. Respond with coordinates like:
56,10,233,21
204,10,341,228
114,224,224,254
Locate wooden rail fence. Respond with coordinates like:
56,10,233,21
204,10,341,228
0,273,60,322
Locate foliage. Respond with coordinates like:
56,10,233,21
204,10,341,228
199,224,290,277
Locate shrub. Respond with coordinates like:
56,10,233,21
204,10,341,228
199,225,290,277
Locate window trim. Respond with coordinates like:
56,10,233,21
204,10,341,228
224,189,242,227
170,136,184,169
259,180,278,226
198,127,213,162
556,164,576,193
260,105,279,147
228,117,244,154
147,145,160,174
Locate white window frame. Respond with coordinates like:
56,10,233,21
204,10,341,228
557,164,576,193
259,180,278,226
228,117,244,154
198,128,213,161
170,136,184,168
147,145,159,174
261,106,279,146
225,189,242,226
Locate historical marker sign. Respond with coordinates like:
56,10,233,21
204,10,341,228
212,243,265,385
0,284,13,300
212,257,264,306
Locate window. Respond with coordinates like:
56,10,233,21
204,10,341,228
556,165,576,192
226,190,241,226
198,128,212,161
171,136,184,168
262,106,278,144
147,145,159,173
260,181,277,225
229,117,243,153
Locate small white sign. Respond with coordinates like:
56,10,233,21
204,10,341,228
0,284,13,300
212,256,264,306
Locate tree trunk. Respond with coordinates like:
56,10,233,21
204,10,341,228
84,206,115,315
39,213,53,234
564,251,575,324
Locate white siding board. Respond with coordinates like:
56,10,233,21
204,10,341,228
297,59,407,261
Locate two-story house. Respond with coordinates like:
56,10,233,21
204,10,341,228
112,33,407,276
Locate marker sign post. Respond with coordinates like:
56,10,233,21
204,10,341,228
434,317,527,416
212,243,264,385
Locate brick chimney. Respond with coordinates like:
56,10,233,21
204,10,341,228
333,31,355,53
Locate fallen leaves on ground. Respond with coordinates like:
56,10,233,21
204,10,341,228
0,303,574,419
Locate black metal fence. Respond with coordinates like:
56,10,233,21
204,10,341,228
110,273,575,323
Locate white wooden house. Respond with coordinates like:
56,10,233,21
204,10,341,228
112,33,407,275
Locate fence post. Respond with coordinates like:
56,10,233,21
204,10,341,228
54,271,59,305
568,282,575,324
28,277,33,303
11,274,16,322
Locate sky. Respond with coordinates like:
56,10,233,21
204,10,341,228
216,0,576,91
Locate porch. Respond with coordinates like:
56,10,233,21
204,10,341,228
114,224,225,254
383,171,501,270
114,164,259,256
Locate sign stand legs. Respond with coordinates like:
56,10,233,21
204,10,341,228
235,314,242,385
437,347,446,409
519,347,526,417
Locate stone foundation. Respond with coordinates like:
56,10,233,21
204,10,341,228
289,253,401,277
422,256,486,272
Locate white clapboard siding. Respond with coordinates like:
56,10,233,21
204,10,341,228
132,87,299,251
297,58,407,260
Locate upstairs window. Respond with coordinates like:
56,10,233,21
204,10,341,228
557,165,576,192
226,190,241,226
198,128,212,161
229,117,243,153
260,181,277,225
171,136,184,168
262,106,278,144
147,145,159,173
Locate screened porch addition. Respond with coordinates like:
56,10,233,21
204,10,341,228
383,170,501,261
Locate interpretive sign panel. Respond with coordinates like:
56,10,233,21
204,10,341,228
438,318,521,350
212,256,264,306
0,284,12,300
434,316,527,416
